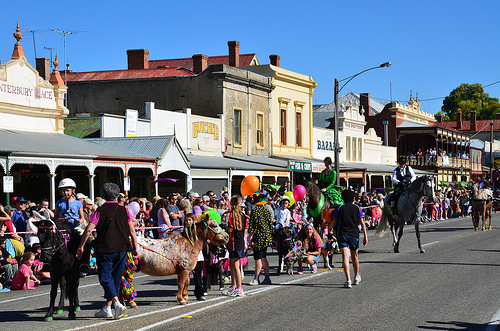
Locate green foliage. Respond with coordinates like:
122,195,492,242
441,83,500,120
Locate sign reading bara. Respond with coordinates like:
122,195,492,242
289,161,312,173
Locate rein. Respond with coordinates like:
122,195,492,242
137,242,184,267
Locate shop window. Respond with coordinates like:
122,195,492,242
352,137,357,161
234,108,242,146
280,109,286,145
346,137,351,161
358,138,362,162
296,112,302,147
257,113,264,147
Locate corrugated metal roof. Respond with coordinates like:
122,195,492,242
189,154,288,171
64,54,258,83
313,112,334,128
0,129,146,159
434,119,500,132
85,136,173,159
314,92,385,115
397,121,432,128
149,54,258,70
64,117,101,138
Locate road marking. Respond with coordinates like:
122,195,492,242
63,272,329,331
422,241,440,247
486,306,500,331
0,275,149,305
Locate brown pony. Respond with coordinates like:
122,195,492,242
138,215,229,304
471,183,493,231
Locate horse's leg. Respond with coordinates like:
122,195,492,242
414,218,425,253
218,262,224,291
177,271,188,305
488,203,493,230
74,276,80,312
389,219,398,249
183,270,191,301
67,275,76,320
44,274,60,321
56,276,65,315
482,203,487,231
394,222,404,253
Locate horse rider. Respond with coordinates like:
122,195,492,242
390,156,416,216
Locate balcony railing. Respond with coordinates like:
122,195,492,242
405,155,470,169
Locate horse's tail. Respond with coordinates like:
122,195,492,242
376,207,388,238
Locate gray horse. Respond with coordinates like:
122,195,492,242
376,175,436,253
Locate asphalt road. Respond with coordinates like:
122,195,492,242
2,214,500,331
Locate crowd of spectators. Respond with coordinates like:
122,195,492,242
406,148,469,165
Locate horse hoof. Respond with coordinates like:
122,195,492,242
178,300,187,305
183,296,189,302
475,228,478,231
44,317,53,322
56,310,63,315
68,315,76,320
75,306,81,312
420,249,426,254
394,249,399,253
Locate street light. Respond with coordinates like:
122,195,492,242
333,62,392,186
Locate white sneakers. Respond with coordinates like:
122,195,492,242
353,275,361,285
94,306,113,318
95,302,126,319
344,280,352,288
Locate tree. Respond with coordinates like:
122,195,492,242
439,83,500,121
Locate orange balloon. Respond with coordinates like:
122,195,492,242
241,175,260,196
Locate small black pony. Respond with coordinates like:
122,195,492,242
35,216,91,321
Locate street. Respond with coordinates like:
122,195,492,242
2,214,500,331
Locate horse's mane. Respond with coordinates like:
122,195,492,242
409,175,426,192
306,181,322,196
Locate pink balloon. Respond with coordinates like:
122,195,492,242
128,201,141,218
293,185,306,201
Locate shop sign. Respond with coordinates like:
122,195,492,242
289,161,312,173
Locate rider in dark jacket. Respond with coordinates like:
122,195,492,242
390,156,416,215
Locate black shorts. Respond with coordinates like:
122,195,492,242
253,248,267,260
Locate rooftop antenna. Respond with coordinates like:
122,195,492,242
26,30,40,58
44,47,56,69
52,29,86,106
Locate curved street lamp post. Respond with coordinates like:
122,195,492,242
333,62,392,186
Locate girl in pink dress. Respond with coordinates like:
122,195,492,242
11,252,40,290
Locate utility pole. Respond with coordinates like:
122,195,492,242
490,121,494,180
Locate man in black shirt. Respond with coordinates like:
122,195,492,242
331,189,368,288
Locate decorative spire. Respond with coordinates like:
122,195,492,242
416,92,419,102
409,90,414,102
11,21,25,60
49,54,65,87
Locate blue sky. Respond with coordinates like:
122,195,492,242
1,0,499,114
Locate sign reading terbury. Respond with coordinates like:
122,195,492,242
289,161,312,173
0,83,53,100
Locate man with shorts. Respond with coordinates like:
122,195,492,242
331,189,368,288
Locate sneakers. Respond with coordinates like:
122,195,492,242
261,276,272,285
248,278,260,286
228,288,245,297
113,301,126,320
222,287,235,296
95,305,113,318
311,264,317,273
353,275,361,285
344,280,352,288
297,267,303,275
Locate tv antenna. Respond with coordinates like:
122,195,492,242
52,29,87,106
26,30,40,58
44,47,56,68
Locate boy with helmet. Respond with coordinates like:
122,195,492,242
54,178,85,230
390,157,416,216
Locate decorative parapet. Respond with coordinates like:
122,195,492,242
387,93,436,123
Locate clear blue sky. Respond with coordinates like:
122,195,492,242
2,0,500,114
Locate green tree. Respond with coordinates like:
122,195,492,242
440,83,500,120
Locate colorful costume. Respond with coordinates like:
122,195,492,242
318,168,343,206
119,252,140,305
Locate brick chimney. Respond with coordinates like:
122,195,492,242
127,49,149,70
456,111,462,130
470,111,477,131
436,114,443,122
36,58,51,81
228,41,240,67
270,54,280,67
192,54,208,74
360,93,371,117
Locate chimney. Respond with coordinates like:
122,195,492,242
36,58,51,81
436,114,443,123
359,93,371,117
457,111,462,130
228,41,240,67
127,49,149,70
269,54,280,67
192,54,208,74
470,111,477,131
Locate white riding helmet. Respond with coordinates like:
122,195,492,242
58,178,76,189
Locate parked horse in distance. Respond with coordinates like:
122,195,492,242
376,175,436,253
35,214,91,321
138,214,229,305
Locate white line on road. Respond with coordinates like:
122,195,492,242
0,275,149,305
486,307,500,331
63,271,330,331
422,241,440,247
